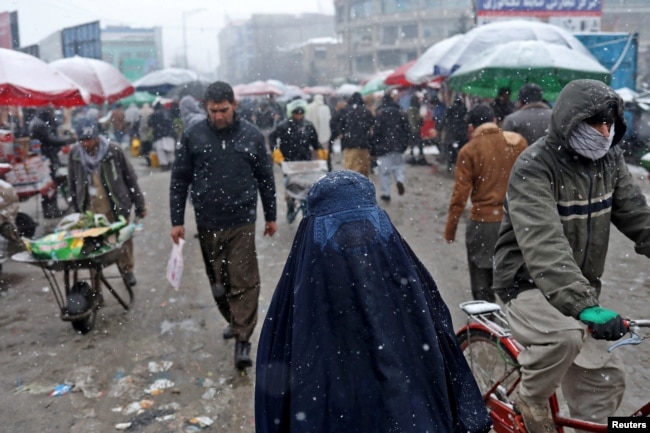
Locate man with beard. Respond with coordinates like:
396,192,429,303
169,81,277,371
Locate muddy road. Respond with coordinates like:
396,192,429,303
0,151,648,432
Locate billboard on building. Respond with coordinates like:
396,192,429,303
476,0,602,31
475,0,601,16
62,21,101,58
0,11,19,49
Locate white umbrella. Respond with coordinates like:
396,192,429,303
428,20,594,77
447,40,610,100
50,56,134,105
133,68,199,94
406,35,464,84
335,83,362,96
232,81,283,98
0,48,88,107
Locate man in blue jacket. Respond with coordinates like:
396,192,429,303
169,81,277,370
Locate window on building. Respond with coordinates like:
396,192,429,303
352,28,373,46
385,0,419,14
378,50,401,69
422,23,446,39
314,48,327,60
401,24,418,40
424,0,472,10
350,0,381,20
382,26,398,45
356,54,375,73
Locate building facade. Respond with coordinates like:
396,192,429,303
218,13,336,85
101,26,163,82
333,0,473,81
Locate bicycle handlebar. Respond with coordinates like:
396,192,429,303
607,319,649,352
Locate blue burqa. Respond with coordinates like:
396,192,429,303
255,170,491,433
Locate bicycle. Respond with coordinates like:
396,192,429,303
456,300,650,433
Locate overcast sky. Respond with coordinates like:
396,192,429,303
1,0,335,74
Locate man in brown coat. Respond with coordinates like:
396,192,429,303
444,104,527,301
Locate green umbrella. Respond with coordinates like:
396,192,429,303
447,40,611,101
119,91,157,107
360,71,393,96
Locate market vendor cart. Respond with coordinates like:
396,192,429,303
281,160,328,223
12,234,134,334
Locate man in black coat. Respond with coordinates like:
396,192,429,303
169,81,277,371
372,93,412,202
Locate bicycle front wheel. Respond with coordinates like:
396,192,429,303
457,328,520,403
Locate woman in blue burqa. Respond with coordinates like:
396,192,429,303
255,170,491,433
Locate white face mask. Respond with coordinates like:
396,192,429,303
568,121,615,160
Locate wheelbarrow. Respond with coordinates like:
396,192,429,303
12,239,134,334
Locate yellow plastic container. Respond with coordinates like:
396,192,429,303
149,151,160,168
130,138,141,157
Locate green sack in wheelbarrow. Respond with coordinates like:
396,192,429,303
23,217,127,261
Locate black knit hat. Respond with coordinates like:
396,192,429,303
518,83,543,104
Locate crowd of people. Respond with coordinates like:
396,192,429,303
0,76,646,433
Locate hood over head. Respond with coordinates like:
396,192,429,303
307,170,377,216
348,92,364,107
548,79,626,148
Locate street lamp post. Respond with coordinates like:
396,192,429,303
182,8,206,69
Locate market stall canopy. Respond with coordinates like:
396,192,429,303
0,48,87,107
428,20,594,78
360,70,394,96
119,91,158,107
406,34,464,85
50,56,134,105
447,40,610,100
384,60,418,87
302,85,336,96
267,79,307,102
165,79,211,101
335,83,361,96
233,81,283,98
133,68,199,95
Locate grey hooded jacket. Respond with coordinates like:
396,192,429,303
493,79,650,319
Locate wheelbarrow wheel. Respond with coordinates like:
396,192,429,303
67,281,96,334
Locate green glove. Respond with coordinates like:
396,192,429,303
579,306,627,340
578,306,618,324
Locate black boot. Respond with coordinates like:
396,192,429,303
235,341,252,370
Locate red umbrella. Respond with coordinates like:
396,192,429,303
0,48,87,107
384,60,418,87
50,56,134,105
233,81,283,97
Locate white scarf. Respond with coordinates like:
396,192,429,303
79,136,110,174
568,121,615,160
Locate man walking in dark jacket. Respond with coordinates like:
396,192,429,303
372,93,412,202
269,98,320,162
502,83,552,145
339,92,374,176
170,81,277,371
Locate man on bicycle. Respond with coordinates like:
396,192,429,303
493,79,650,433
